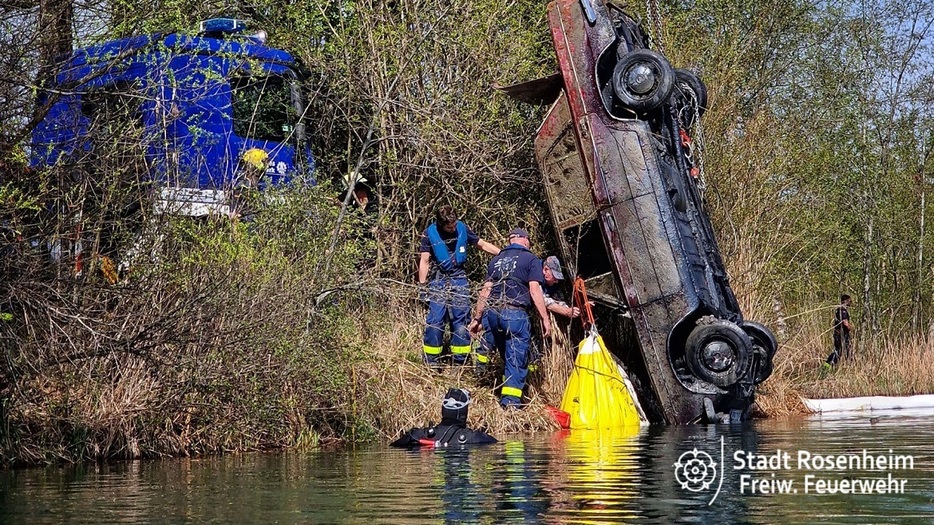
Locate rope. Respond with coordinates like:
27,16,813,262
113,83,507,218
572,277,596,330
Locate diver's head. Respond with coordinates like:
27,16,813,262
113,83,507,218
441,387,470,425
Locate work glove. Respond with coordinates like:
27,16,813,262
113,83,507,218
418,283,430,305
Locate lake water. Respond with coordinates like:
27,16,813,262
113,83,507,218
2,410,933,524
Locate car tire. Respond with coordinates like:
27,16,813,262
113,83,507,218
674,69,708,117
612,50,675,113
741,321,777,384
686,319,753,388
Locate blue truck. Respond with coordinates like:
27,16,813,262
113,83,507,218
31,18,314,216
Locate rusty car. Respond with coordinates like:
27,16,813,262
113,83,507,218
503,0,777,424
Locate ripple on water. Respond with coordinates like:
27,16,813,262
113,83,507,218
2,411,933,524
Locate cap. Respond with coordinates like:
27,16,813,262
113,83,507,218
544,255,565,280
508,228,529,239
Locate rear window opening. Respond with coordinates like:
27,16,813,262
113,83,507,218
75,83,147,168
563,219,612,279
80,82,145,132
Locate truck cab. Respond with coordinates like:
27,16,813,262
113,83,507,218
31,18,314,216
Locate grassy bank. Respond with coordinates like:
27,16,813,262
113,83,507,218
7,237,934,466
3,181,933,465
373,306,934,429
0,184,380,464
745,290,934,417
349,304,574,440
757,328,934,418
0,181,573,465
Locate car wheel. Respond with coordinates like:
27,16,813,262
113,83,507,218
674,69,708,116
612,50,675,113
686,319,753,388
741,321,777,384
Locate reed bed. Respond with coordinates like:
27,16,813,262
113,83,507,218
353,303,575,440
753,307,934,417
358,288,934,434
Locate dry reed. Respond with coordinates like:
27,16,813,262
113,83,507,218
354,302,575,440
752,305,934,417
355,284,932,434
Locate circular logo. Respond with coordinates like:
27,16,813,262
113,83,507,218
674,448,718,492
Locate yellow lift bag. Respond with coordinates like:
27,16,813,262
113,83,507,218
560,327,648,429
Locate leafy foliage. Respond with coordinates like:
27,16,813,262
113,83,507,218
3,0,934,460
664,0,934,342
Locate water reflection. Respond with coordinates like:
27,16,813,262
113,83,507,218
437,448,482,523
549,426,642,523
2,412,934,524
434,443,548,524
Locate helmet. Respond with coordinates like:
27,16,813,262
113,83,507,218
441,387,470,425
242,148,269,171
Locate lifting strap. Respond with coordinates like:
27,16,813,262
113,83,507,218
572,277,596,330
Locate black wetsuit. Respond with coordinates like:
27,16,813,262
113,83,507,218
390,419,497,448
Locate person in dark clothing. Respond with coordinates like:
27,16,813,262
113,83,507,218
542,255,580,319
390,388,497,448
825,294,853,367
418,206,500,367
526,255,581,372
469,228,552,408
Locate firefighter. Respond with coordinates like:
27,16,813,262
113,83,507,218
470,228,552,408
230,148,269,221
526,255,581,372
418,205,500,367
824,294,854,368
542,255,580,319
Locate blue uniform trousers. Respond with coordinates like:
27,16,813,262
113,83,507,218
423,275,471,364
478,308,531,407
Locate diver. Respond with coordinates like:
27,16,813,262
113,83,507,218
390,388,497,448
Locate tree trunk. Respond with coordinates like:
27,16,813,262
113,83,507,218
914,182,925,333
36,0,73,89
